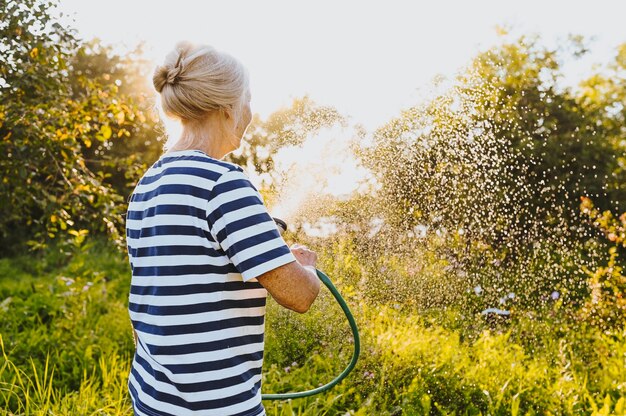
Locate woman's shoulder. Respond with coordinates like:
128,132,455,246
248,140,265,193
134,152,245,190
154,150,244,174
211,159,244,174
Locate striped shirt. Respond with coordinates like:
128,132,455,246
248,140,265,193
126,150,296,416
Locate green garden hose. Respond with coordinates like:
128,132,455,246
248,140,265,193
261,269,361,400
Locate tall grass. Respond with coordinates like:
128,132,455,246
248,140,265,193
0,240,625,415
0,337,133,415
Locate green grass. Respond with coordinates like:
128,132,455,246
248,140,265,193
0,240,625,415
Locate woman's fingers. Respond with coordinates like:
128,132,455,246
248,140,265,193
290,243,317,267
290,243,310,254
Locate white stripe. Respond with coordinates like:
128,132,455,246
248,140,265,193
130,272,245,287
129,288,267,306
136,343,264,382
208,188,262,231
209,204,267,236
216,396,264,416
212,169,250,187
133,358,263,402
131,369,263,416
151,341,265,365
146,159,230,177
130,306,266,327
127,235,217,250
131,254,230,268
241,253,296,282
130,193,208,210
215,186,260,205
129,374,196,416
128,382,150,416
207,204,267,229
230,238,288,267
136,324,265,348
219,222,277,251
126,214,207,232
135,174,216,194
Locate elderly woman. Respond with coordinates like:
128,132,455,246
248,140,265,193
125,42,320,416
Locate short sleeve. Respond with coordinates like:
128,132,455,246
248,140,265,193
206,168,296,281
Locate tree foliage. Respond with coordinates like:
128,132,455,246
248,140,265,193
0,0,162,253
580,197,626,328
364,35,626,249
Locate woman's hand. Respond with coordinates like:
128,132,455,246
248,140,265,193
290,244,317,268
257,243,320,313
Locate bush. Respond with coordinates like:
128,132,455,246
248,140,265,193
580,198,626,330
0,0,161,253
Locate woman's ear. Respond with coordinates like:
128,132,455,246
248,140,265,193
217,107,237,137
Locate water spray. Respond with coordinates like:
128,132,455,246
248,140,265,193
261,217,361,401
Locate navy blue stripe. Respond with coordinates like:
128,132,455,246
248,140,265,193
127,225,206,239
214,213,272,244
131,184,212,203
129,382,178,416
164,351,264,374
225,229,282,259
219,196,262,217
212,178,258,196
236,246,292,273
233,403,265,416
158,154,240,171
134,352,263,393
140,166,222,185
131,367,261,410
132,263,236,277
127,204,206,220
206,196,263,225
130,281,263,296
129,245,222,258
132,315,265,336
129,297,266,316
146,333,265,356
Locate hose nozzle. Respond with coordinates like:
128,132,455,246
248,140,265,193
273,217,288,235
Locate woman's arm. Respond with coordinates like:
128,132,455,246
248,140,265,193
256,245,320,313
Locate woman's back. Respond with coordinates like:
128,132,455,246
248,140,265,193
126,42,320,416
127,149,293,416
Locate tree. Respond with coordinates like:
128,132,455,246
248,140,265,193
357,35,626,306
67,40,162,202
580,197,626,329
0,0,162,253
364,35,626,248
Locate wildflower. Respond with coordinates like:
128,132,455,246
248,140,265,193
60,276,74,286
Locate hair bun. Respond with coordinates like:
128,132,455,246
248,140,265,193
153,64,183,93
153,66,169,93
153,44,190,93
153,41,249,122
166,61,183,84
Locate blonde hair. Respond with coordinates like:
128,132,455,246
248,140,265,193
153,42,250,148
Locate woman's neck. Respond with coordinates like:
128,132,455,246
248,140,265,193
169,112,236,159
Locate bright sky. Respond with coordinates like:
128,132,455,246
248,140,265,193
59,0,626,130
